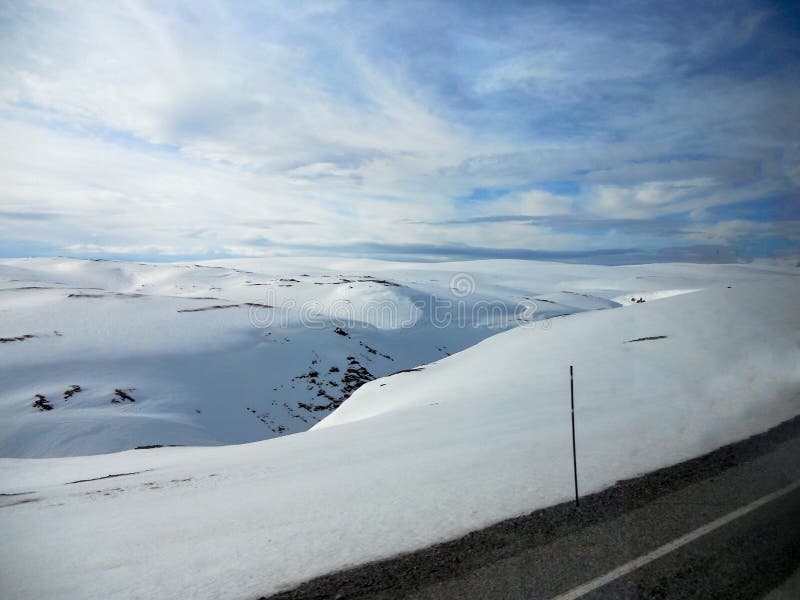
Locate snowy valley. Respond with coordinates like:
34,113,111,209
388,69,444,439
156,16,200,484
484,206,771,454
2,256,631,457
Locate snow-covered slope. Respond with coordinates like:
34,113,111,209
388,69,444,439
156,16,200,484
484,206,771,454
1,266,798,599
1,257,599,457
4,257,776,457
317,279,800,440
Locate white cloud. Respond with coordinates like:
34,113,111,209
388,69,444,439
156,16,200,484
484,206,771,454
0,1,796,260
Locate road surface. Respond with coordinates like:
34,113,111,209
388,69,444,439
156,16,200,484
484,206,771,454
264,415,800,600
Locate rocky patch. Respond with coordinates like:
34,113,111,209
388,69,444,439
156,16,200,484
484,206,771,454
63,384,82,400
32,394,52,411
67,471,147,485
313,276,399,287
339,357,376,403
177,304,240,313
246,407,287,434
112,388,137,403
291,354,377,418
625,335,667,343
359,340,393,360
389,367,425,376
0,497,41,508
177,302,272,313
0,334,36,343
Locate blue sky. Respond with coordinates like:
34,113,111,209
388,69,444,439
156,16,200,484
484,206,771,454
0,0,798,264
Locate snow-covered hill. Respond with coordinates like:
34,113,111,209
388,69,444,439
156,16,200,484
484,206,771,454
0,257,568,457
0,259,798,599
2,256,761,458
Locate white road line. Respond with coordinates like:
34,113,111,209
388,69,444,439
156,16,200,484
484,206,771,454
551,479,800,600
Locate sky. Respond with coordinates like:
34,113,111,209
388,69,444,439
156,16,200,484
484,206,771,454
0,0,798,264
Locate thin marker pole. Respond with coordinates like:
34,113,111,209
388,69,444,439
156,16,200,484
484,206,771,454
570,365,579,507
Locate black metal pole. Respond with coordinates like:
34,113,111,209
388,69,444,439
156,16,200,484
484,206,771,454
570,365,579,507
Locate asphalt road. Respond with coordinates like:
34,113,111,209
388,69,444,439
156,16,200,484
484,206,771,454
264,415,800,600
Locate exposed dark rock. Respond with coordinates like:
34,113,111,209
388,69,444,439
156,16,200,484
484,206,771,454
178,303,272,313
32,394,52,411
112,388,136,403
64,384,82,400
340,362,375,401
359,341,393,360
135,445,183,450
0,334,35,343
625,335,667,343
313,277,399,287
295,357,376,416
389,367,425,376
177,304,240,313
68,471,146,484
